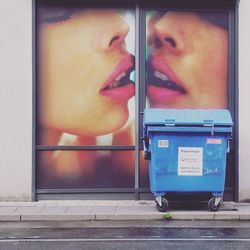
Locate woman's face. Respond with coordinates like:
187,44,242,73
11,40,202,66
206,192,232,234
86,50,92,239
147,12,228,109
38,9,134,136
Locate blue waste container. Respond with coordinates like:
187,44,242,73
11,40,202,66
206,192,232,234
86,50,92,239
143,109,233,212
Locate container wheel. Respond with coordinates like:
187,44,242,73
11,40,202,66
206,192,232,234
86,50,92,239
208,197,221,212
156,198,168,212
144,151,151,160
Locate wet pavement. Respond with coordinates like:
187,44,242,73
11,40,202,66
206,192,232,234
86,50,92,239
0,221,250,249
1,226,250,239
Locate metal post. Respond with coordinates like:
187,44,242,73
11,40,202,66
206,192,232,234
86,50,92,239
32,0,37,202
134,3,140,199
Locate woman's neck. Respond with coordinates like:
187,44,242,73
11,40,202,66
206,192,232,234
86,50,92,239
39,127,96,146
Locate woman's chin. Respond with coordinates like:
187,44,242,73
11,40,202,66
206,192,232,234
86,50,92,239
149,98,227,109
95,113,129,136
64,113,129,137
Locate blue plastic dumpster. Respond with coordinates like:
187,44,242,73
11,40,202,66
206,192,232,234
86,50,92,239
143,109,233,212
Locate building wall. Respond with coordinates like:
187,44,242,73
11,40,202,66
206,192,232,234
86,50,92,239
0,0,249,201
238,0,250,201
0,0,32,201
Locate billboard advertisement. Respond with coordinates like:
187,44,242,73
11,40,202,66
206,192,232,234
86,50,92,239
37,4,135,188
36,3,229,189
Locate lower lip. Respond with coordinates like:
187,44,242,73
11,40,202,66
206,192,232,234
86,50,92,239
147,84,184,103
100,83,135,101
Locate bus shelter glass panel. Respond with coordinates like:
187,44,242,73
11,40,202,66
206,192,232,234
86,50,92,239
37,150,135,188
37,4,135,146
36,1,136,190
141,10,229,188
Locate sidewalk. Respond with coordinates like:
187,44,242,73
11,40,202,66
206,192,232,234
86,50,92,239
0,200,249,221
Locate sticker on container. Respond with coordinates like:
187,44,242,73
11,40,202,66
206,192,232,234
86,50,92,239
158,140,169,148
207,138,222,144
178,147,203,176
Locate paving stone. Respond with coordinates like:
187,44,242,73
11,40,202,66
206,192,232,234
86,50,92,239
117,201,154,207
37,201,59,207
237,204,250,211
14,206,44,215
239,211,250,220
57,210,95,221
0,202,37,207
116,206,156,214
0,207,18,214
78,200,119,207
56,201,79,206
220,202,237,211
137,201,155,206
37,205,92,221
20,207,69,221
117,200,138,206
90,206,117,215
0,207,20,221
90,206,117,220
39,206,68,215
65,206,92,215
114,206,162,220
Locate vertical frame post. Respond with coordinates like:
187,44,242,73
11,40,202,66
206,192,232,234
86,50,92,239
135,3,140,199
32,0,37,202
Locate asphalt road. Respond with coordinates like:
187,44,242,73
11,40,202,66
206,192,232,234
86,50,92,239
0,221,250,250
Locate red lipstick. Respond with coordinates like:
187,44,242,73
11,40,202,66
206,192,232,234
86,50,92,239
147,56,186,104
100,54,135,102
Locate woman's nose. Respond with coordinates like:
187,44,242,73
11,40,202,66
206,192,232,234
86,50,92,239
96,16,129,52
153,14,186,55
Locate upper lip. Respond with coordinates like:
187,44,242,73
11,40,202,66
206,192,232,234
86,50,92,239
148,56,187,93
100,54,135,91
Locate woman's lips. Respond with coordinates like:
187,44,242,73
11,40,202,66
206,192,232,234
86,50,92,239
147,56,187,103
100,83,134,101
147,85,183,104
100,54,135,101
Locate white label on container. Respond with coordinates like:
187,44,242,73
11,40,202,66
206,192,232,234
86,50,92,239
207,138,222,144
158,140,169,148
178,147,203,176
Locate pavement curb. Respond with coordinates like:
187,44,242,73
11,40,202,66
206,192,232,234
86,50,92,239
0,201,249,222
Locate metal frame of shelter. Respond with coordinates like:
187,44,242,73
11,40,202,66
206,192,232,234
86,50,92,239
32,0,239,201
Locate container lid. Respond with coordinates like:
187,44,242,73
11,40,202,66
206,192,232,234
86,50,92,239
143,109,233,127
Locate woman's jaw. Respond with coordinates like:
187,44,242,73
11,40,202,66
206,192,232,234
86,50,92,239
147,56,228,109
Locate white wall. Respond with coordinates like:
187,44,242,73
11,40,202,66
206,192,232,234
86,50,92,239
0,0,249,201
0,0,32,201
239,0,250,201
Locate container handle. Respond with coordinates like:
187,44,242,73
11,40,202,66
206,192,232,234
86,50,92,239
203,120,214,135
164,119,175,126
